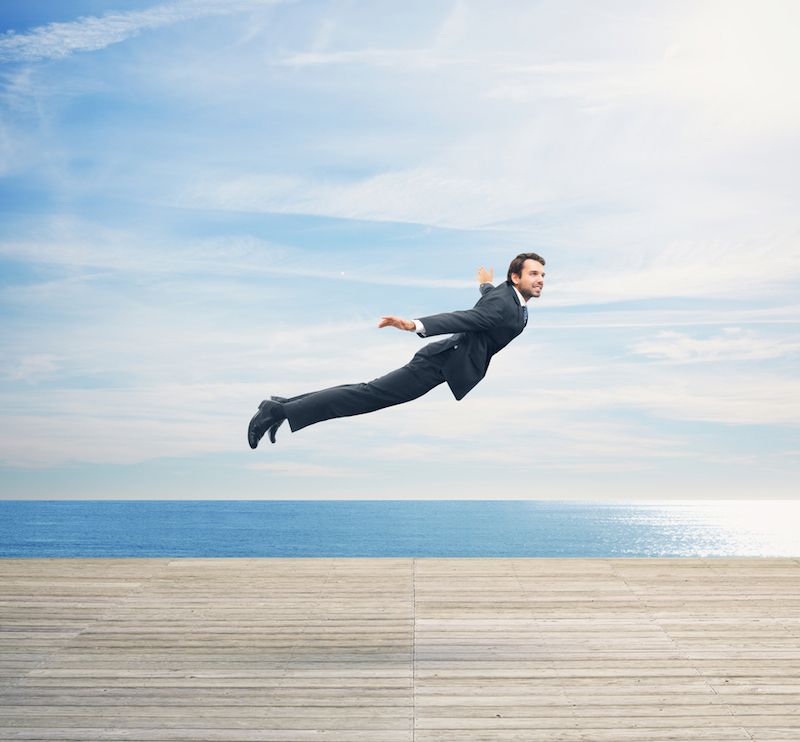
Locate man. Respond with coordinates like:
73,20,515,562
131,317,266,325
248,252,545,448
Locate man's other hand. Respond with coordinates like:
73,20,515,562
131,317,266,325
477,265,494,284
379,316,416,331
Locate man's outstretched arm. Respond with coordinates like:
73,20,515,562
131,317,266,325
379,265,497,335
378,266,504,337
380,291,507,338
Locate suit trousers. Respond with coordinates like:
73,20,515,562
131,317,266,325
282,349,450,432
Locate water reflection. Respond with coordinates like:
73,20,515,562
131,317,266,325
622,500,800,557
1,499,799,557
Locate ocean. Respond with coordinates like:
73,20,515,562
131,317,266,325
1,499,798,558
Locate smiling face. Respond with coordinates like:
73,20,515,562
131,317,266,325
511,258,545,300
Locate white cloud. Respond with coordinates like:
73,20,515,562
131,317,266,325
479,340,800,427
247,462,365,478
156,1,800,248
656,0,800,135
543,234,800,307
4,225,800,310
0,0,282,63
2,356,796,469
518,376,800,428
0,226,473,292
630,328,800,364
183,156,584,231
2,354,62,383
278,49,462,69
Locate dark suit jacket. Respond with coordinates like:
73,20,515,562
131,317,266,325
415,280,527,400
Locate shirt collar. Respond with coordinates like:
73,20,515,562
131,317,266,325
511,285,528,306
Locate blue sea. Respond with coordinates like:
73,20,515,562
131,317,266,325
1,500,798,557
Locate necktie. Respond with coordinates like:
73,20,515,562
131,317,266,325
522,306,528,326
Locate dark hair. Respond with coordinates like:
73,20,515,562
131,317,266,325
507,252,545,283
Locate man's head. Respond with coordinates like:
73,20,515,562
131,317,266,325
507,252,545,300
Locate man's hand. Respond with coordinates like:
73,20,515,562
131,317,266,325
378,316,416,332
477,265,494,284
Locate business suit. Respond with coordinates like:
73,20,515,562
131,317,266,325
281,280,528,432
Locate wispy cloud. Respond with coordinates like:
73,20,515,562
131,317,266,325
5,223,800,312
247,462,366,478
181,168,523,230
278,49,463,69
544,235,800,307
2,357,797,468
0,228,473,293
513,376,800,428
630,328,800,364
2,354,62,383
0,0,281,63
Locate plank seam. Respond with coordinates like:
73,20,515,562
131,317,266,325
412,557,416,742
609,559,756,741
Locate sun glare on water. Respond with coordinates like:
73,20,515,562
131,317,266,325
651,500,800,557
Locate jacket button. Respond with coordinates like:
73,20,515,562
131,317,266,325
454,345,458,349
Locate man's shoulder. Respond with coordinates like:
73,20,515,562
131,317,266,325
481,281,517,304
475,282,519,324
481,280,512,293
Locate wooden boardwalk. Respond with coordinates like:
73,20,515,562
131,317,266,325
1,558,800,741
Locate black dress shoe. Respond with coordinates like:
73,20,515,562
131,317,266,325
248,400,285,449
267,396,288,444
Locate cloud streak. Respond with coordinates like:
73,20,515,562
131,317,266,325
629,328,800,364
4,224,798,309
0,0,280,63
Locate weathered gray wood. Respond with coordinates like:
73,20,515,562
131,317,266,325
1,557,799,740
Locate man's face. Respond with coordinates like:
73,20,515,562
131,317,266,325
512,259,545,300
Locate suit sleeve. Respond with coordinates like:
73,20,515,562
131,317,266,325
416,290,508,337
479,282,494,296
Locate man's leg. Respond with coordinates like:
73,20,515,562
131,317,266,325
281,353,447,432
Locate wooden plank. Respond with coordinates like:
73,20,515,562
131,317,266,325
1,557,799,741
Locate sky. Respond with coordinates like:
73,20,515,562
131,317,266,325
0,0,798,500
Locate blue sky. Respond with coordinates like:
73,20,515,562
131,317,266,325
1,0,798,499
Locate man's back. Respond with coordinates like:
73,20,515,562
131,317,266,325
415,281,527,400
